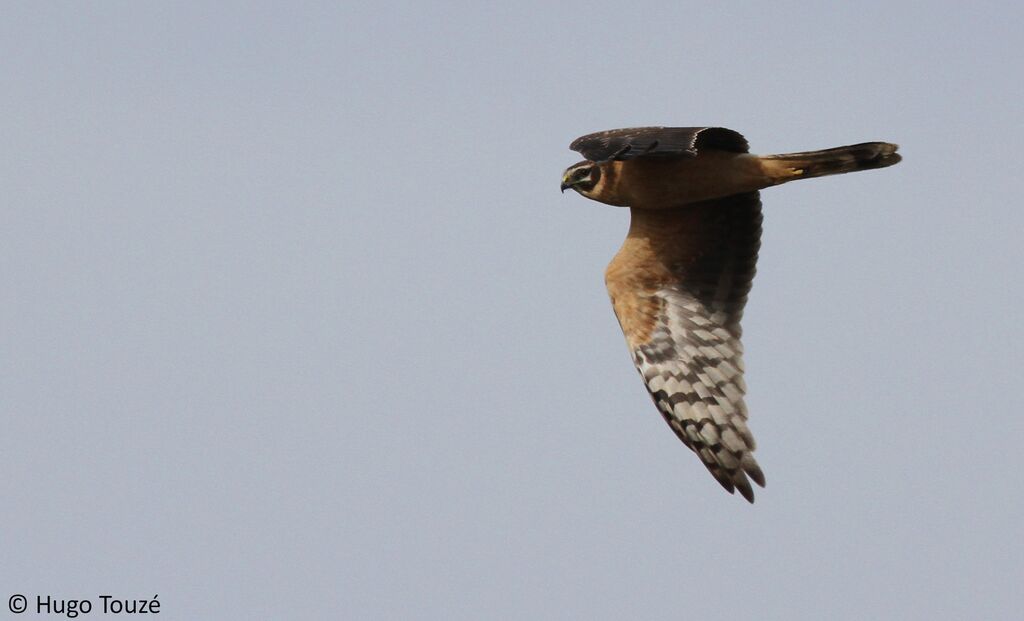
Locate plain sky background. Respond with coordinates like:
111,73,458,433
2,2,1022,619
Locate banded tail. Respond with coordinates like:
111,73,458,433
760,141,901,185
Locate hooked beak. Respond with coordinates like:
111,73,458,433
560,181,571,193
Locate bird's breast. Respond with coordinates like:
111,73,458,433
599,153,766,208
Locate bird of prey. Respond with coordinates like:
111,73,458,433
561,127,900,502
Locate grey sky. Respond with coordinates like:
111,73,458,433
2,2,1021,619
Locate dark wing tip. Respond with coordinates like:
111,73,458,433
743,453,766,488
735,477,755,503
703,452,763,503
569,126,749,162
709,464,757,503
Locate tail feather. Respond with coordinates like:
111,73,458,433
761,142,901,184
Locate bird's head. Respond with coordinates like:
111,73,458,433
560,161,601,197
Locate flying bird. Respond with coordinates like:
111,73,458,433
561,127,900,502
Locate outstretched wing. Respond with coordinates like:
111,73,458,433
606,192,764,501
570,126,749,162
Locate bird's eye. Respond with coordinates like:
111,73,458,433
576,168,591,179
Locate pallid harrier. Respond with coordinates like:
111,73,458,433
561,127,900,502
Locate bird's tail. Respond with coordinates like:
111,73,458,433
759,142,901,185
